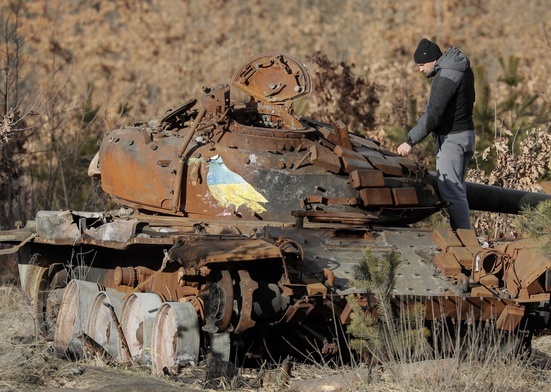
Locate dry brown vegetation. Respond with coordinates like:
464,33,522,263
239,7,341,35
2,285,551,391
1,0,551,390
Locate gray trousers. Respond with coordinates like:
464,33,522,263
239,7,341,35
435,130,475,230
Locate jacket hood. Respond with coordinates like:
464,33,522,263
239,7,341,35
433,47,470,73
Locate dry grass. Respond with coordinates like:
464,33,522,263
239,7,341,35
0,285,20,313
1,284,551,391
364,357,551,392
343,292,551,391
0,285,52,390
371,338,551,392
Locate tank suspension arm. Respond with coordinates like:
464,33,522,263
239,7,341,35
172,107,207,213
426,172,551,214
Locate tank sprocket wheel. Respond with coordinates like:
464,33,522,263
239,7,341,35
26,263,67,339
32,266,54,337
204,269,233,333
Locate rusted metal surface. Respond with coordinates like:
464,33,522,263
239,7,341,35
86,290,126,360
234,269,258,333
496,304,526,331
170,236,283,267
391,187,419,206
349,170,385,189
205,269,233,333
431,229,551,330
2,51,551,368
231,52,311,105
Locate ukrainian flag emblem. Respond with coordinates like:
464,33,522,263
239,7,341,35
207,155,268,214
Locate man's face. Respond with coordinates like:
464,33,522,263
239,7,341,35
417,60,437,75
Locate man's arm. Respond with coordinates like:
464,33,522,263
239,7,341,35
398,76,457,156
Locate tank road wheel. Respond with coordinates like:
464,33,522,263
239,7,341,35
86,288,125,360
32,266,55,337
21,264,65,339
119,292,163,365
53,280,102,358
151,302,201,375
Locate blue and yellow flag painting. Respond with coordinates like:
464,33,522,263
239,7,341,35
207,155,268,214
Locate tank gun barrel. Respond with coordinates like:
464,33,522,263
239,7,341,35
465,181,551,214
426,172,551,214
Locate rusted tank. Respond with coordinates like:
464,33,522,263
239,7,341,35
1,52,551,371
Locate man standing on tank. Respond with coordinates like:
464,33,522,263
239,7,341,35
397,38,476,230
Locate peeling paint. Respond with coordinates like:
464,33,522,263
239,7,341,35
207,155,268,213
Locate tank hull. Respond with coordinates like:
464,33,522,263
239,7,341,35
3,208,550,367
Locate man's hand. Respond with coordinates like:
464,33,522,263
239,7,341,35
397,142,412,156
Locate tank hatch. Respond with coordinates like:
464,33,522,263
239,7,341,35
231,52,311,105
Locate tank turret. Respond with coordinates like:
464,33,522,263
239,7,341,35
90,52,549,228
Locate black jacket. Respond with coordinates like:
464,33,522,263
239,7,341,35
407,47,475,146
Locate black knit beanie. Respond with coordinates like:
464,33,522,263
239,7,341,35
413,38,442,64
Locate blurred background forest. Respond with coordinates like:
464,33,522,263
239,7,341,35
0,0,550,234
